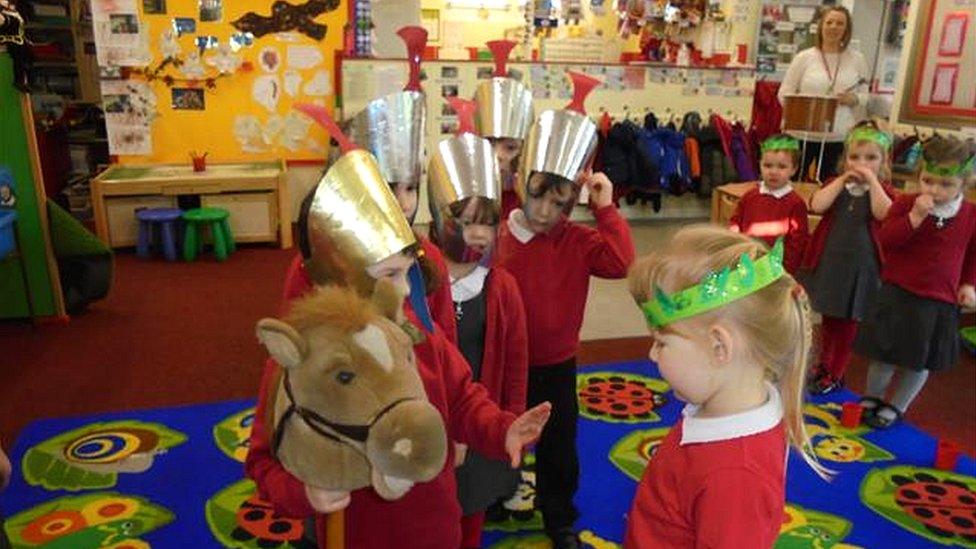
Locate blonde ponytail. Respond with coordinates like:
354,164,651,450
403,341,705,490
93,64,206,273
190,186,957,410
782,286,833,479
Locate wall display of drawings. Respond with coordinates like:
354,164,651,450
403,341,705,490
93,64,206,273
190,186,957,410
899,0,976,129
96,0,346,163
756,0,820,76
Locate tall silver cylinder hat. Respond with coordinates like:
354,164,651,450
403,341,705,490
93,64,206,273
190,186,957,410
428,98,500,262
474,40,533,140
517,71,601,201
343,90,427,186
341,26,429,187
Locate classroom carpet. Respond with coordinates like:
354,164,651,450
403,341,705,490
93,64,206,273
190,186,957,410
2,360,974,548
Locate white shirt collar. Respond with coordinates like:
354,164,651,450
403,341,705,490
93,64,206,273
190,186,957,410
450,265,490,303
680,382,784,445
507,209,535,244
759,181,794,199
931,194,964,220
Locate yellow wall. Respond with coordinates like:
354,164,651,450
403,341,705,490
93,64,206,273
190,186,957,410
118,0,346,164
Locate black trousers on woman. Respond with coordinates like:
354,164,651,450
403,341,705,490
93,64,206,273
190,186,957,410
799,140,845,182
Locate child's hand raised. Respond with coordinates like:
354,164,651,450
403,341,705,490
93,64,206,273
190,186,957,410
304,485,351,514
583,171,614,209
505,402,552,468
959,284,976,309
909,194,935,228
853,166,880,188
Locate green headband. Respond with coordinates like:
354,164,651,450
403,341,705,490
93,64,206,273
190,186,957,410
922,155,976,178
761,136,800,153
845,127,893,150
641,239,786,327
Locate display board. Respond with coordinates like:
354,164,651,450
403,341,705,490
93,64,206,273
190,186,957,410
94,0,346,164
898,0,976,129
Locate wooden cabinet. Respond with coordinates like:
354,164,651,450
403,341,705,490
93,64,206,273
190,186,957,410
91,161,291,249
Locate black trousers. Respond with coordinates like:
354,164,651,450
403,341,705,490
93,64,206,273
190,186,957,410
527,358,579,533
799,140,844,182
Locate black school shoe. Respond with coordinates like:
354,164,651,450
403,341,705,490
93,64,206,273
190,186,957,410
807,369,843,395
548,528,581,549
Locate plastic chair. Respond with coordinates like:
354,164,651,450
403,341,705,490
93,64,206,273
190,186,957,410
182,207,234,262
135,207,183,261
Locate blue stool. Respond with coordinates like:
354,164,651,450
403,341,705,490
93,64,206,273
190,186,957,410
136,208,183,261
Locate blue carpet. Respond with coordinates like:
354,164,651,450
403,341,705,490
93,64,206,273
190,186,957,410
2,360,973,548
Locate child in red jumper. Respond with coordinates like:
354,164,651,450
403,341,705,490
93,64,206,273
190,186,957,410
855,135,976,428
246,166,550,549
497,170,634,547
800,121,895,394
625,226,826,548
729,134,809,274
427,97,530,548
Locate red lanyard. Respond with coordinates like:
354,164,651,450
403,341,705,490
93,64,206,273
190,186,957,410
819,50,842,92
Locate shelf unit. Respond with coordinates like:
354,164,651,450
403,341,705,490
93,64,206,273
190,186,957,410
23,0,100,106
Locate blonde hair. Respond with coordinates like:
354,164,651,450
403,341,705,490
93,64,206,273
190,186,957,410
629,225,829,478
842,120,893,181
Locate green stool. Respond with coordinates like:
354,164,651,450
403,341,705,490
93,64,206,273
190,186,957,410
182,207,235,262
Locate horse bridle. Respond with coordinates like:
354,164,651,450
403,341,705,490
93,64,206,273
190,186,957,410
271,369,418,457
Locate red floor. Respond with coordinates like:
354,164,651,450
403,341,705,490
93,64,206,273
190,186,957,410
1,247,974,457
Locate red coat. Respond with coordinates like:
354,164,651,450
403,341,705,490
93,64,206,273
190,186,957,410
496,205,635,366
877,194,976,304
280,239,457,344
246,266,516,549
477,268,529,414
729,184,809,275
800,180,897,271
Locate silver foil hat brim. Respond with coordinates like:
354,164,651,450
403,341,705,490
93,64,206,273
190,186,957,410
428,133,501,211
520,109,598,184
344,90,427,185
475,78,533,141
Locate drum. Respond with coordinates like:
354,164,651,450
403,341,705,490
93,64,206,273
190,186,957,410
782,94,838,134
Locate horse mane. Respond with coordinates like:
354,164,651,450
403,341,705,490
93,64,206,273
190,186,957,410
284,285,377,335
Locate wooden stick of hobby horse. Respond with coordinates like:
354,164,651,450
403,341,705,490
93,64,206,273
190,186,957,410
326,510,344,549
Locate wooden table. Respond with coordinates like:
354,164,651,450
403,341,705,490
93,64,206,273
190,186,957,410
91,161,291,249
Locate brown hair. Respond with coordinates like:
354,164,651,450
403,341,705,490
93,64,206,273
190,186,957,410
628,225,829,478
526,171,575,199
447,196,501,226
842,120,893,181
922,134,976,179
761,133,801,168
815,6,853,50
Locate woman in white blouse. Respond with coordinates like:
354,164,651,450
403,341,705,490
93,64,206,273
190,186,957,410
778,6,869,181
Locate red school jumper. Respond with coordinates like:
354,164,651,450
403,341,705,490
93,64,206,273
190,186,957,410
729,182,809,275
625,384,787,549
495,205,636,367
876,194,976,303
245,264,516,549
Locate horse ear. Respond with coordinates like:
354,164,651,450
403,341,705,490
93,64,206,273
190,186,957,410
371,278,405,323
256,318,308,369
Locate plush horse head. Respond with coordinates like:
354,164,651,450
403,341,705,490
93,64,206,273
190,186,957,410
256,280,447,500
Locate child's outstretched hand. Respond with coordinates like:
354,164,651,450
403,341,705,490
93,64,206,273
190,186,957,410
583,171,614,209
505,402,552,468
959,284,976,309
910,193,935,228
305,485,351,514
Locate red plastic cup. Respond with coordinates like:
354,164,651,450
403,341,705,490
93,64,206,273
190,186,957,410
192,156,206,172
840,402,863,428
934,440,961,471
736,44,748,64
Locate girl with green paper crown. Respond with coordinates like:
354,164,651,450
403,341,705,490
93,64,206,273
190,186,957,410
624,225,826,548
854,134,976,429
800,120,896,395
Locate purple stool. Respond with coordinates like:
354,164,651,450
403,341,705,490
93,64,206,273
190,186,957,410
136,208,183,261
